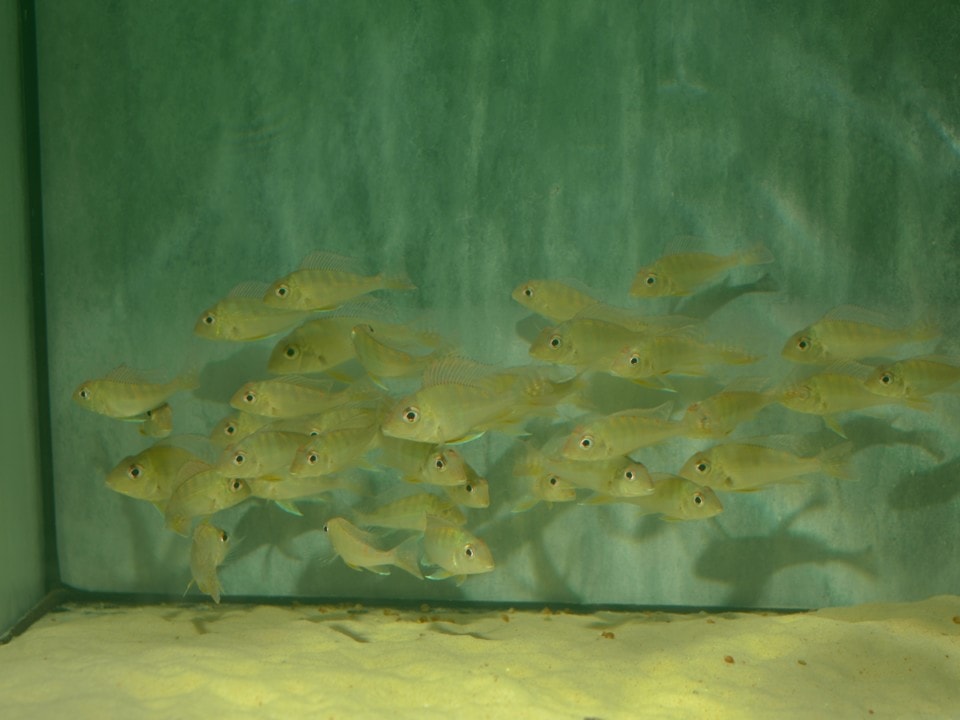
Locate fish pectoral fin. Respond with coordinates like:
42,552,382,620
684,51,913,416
446,431,486,445
364,565,393,576
425,569,453,581
273,500,303,516
822,416,847,438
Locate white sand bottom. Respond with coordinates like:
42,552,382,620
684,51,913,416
0,596,958,719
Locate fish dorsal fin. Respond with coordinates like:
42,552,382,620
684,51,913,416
819,304,898,329
175,459,214,485
422,355,498,389
330,517,381,546
298,250,364,273
611,401,674,421
916,353,960,367
104,365,163,384
660,234,705,258
227,281,272,299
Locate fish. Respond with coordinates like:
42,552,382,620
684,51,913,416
380,357,525,444
194,281,311,342
616,474,723,520
376,436,476,487
608,334,759,381
528,316,644,372
188,521,231,604
680,384,777,438
290,423,381,476
560,404,686,461
781,306,939,364
511,279,603,322
630,242,774,298
209,411,272,447
246,472,350,515
262,251,415,312
322,517,423,579
679,441,855,491
354,492,466,531
105,443,202,507
515,442,655,499
422,516,495,582
138,403,173,438
863,355,960,399
229,376,345,418
511,473,578,513
73,365,198,419
267,317,363,375
778,365,929,418
217,430,309,478
350,323,439,387
442,468,490,508
163,462,251,536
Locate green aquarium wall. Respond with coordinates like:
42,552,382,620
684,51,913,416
33,1,960,610
1,0,46,635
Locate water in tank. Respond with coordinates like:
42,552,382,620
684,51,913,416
29,1,960,614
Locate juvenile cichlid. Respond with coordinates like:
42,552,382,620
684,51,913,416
561,405,686,461
630,243,774,298
679,441,855,491
617,474,723,520
230,376,350,418
194,281,311,342
138,403,173,438
188,521,231,604
609,335,758,381
863,355,960,399
511,279,603,322
322,517,423,579
73,365,198,419
350,323,439,387
515,442,654,499
290,423,380,476
354,492,466,531
443,468,490,508
263,251,415,312
164,462,250,536
782,306,939,364
376,436,476,487
422,516,495,582
106,443,202,507
209,411,272,447
217,430,309,478
680,386,777,438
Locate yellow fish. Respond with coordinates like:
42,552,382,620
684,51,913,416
263,251,415,311
778,366,928,418
376,436,475,487
443,468,490,508
322,517,423,579
290,423,380,476
217,430,309,478
529,316,644,371
380,357,524,444
164,462,250,536
188,521,231,604
618,474,723,520
511,279,602,322
422,516,495,582
105,443,201,507
515,442,654,499
73,365,198,419
679,441,855,491
782,306,939,364
194,281,311,342
631,243,774,297
138,403,173,438
609,334,758,381
268,316,361,375
354,492,466,531
680,385,777,438
209,411,272,447
229,376,346,418
351,323,438,386
560,404,686,461
864,355,960,399
246,472,351,516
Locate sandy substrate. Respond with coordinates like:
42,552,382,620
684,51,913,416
0,596,958,719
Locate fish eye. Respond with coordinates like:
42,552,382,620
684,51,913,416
549,334,562,349
578,435,593,450
284,345,299,359
243,391,257,404
224,423,237,436
233,452,246,466
623,469,635,481
796,336,810,351
629,353,640,366
127,464,143,480
880,372,892,384
229,479,244,492
145,408,154,419
523,286,534,297
693,492,704,506
307,452,319,465
403,406,420,423
78,387,90,400
219,531,229,542
548,476,559,486
203,313,216,325
464,483,474,493
695,460,709,474
433,455,446,471
322,523,329,533
645,274,657,286
464,544,475,559
275,284,289,298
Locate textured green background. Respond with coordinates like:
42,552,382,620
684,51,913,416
35,1,960,608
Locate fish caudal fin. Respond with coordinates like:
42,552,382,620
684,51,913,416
737,243,775,267
390,535,424,580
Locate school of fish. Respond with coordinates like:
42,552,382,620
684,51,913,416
75,247,955,602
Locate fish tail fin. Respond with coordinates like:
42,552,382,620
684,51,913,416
737,242,775,267
390,535,424,580
382,271,417,291
718,345,762,365
818,441,856,481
